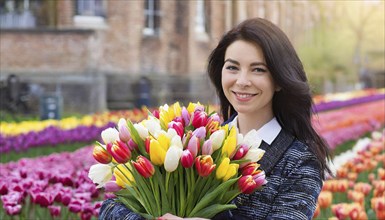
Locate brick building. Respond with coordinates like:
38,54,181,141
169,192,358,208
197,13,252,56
0,0,319,115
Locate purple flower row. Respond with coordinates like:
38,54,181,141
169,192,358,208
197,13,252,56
0,122,116,154
0,146,111,219
313,93,385,113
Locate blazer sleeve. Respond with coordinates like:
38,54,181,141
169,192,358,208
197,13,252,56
265,153,323,220
98,198,144,220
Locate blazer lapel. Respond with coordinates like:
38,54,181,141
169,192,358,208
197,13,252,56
259,129,295,176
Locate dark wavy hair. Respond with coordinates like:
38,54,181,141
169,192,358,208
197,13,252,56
207,18,331,179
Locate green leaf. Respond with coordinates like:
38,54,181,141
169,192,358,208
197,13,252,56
194,204,237,219
188,178,239,217
126,120,148,157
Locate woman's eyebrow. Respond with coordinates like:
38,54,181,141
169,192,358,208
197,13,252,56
224,58,239,65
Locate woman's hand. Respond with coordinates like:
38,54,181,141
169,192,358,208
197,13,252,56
158,213,208,220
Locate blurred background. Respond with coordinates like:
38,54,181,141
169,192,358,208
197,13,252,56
0,0,384,118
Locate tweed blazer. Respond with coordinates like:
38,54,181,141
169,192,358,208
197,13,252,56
99,129,323,220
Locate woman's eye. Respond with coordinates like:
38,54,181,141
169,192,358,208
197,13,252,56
253,67,267,73
226,65,238,71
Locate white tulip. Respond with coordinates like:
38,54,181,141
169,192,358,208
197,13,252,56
209,129,226,151
164,146,183,172
134,123,149,140
88,164,113,188
101,127,120,144
145,116,162,136
170,135,183,149
243,129,262,149
244,148,265,163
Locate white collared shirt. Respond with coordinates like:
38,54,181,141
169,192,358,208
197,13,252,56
228,116,282,145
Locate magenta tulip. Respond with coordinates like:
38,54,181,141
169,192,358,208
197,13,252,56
107,140,131,164
181,150,194,168
132,156,155,178
192,110,208,128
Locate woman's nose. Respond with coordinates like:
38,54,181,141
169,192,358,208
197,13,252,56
236,72,251,87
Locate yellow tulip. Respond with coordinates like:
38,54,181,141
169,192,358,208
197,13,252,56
186,102,203,114
216,157,230,180
222,127,237,157
172,102,182,117
149,139,167,166
223,163,239,181
216,157,239,181
114,163,135,188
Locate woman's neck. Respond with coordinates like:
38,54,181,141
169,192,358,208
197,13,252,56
237,112,274,135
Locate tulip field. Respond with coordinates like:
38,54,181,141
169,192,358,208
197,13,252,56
0,88,384,220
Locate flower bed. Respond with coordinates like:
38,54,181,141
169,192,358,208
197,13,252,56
0,146,105,219
314,128,385,220
313,100,385,150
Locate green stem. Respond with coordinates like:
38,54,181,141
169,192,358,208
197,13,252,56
150,177,161,217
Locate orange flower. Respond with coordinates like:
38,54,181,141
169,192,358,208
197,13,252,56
318,191,332,209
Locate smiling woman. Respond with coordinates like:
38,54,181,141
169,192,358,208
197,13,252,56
205,18,332,219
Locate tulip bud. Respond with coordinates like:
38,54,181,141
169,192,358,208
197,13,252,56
241,162,261,176
195,155,216,177
191,110,208,128
132,156,155,178
93,144,112,164
232,144,249,160
181,149,194,168
201,140,213,155
168,121,184,138
181,107,190,125
152,109,160,119
209,129,225,151
187,135,200,157
164,146,183,172
107,141,131,164
101,128,120,144
118,118,131,142
127,139,138,151
192,126,206,139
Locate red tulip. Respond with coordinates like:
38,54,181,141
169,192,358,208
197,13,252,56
192,110,208,128
195,155,216,177
92,144,112,164
181,150,194,168
132,156,155,178
241,162,261,176
238,171,266,194
232,144,249,160
107,141,131,164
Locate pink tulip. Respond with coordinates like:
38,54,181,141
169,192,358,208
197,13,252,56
181,107,190,125
201,139,213,155
187,135,200,157
4,204,22,215
127,139,138,151
48,205,61,217
68,200,83,213
152,109,160,119
118,119,131,142
192,126,206,139
104,181,122,193
181,150,194,168
168,121,184,138
35,192,54,207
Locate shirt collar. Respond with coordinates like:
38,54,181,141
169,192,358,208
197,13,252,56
228,116,282,145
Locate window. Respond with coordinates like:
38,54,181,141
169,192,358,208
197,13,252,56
75,0,106,17
195,0,210,34
143,0,161,36
74,0,107,28
0,0,40,28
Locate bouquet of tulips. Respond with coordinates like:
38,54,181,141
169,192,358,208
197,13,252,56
88,102,267,219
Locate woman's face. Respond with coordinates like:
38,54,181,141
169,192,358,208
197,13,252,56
221,40,279,118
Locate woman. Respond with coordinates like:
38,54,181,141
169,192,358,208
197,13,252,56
99,18,331,220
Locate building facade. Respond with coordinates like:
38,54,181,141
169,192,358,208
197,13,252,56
0,0,319,114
